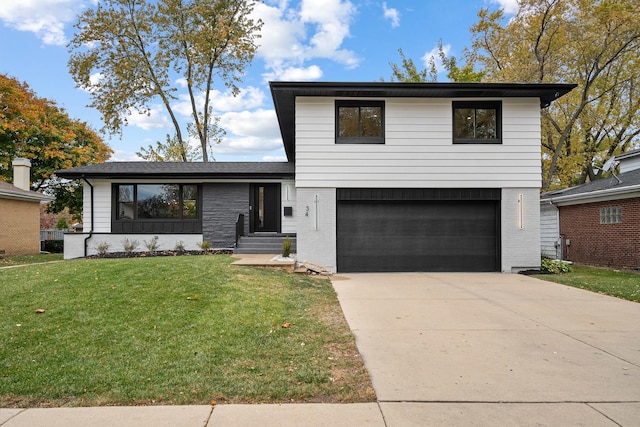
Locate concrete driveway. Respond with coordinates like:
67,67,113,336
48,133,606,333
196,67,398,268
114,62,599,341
332,273,640,426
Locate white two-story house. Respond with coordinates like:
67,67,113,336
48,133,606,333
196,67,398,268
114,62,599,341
57,81,574,272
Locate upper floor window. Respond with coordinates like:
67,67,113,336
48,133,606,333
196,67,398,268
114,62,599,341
336,101,384,144
453,101,501,144
600,206,622,224
116,184,199,221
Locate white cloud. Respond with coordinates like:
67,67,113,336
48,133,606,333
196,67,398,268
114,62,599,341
0,0,89,46
215,136,283,156
110,149,146,162
422,43,452,74
262,155,288,162
263,65,323,82
253,0,360,77
220,109,280,139
172,86,266,117
490,0,519,14
211,108,284,156
382,2,400,28
125,105,172,131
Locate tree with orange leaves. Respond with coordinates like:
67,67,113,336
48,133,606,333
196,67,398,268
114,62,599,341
0,74,112,218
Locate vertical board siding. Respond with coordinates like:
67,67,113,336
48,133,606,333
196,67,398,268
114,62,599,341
295,97,541,188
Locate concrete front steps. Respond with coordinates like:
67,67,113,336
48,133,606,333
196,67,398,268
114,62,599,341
234,233,296,254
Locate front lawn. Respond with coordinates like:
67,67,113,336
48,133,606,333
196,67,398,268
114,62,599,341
0,255,374,407
534,265,640,302
0,253,63,267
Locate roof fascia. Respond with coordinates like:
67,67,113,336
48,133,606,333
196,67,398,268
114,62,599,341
543,184,640,206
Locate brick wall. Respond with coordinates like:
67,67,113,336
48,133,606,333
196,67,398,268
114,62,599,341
0,198,42,255
559,197,640,269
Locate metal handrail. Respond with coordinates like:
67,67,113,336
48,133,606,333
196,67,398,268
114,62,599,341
235,213,244,247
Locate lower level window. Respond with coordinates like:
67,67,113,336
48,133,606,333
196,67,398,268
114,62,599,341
600,206,622,224
116,184,199,220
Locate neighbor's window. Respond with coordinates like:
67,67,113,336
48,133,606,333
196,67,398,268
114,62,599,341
116,184,199,221
453,101,501,144
336,101,384,144
600,206,622,224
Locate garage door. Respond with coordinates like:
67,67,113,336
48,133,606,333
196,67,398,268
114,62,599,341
337,189,501,272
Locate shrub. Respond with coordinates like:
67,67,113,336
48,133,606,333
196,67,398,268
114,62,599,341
174,241,186,253
55,217,69,230
121,238,139,255
541,257,572,274
143,236,160,253
282,236,291,258
198,240,212,251
95,241,110,257
43,240,64,253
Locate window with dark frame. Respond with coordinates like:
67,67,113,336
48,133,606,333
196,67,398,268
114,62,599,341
453,101,501,144
115,184,200,221
336,100,384,144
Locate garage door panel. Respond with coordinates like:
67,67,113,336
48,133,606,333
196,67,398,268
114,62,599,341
337,199,499,272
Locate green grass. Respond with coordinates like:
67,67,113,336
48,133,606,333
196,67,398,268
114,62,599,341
0,255,374,407
0,253,64,267
534,265,640,302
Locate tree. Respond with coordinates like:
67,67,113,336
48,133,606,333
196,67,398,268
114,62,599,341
386,41,483,83
467,0,640,189
68,0,262,162
0,74,112,219
137,133,203,162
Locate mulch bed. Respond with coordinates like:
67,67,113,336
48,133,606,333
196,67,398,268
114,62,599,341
88,249,233,259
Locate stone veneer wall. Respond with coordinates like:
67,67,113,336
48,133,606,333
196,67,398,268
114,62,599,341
202,183,249,248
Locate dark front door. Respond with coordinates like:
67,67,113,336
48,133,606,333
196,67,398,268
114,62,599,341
250,183,281,232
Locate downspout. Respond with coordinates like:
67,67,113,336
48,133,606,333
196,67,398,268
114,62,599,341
81,176,94,258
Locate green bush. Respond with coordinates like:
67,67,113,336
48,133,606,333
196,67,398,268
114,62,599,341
43,240,64,253
55,217,69,230
541,257,572,274
198,240,212,251
282,236,291,258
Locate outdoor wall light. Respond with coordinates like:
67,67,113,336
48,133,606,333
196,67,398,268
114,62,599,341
517,193,524,229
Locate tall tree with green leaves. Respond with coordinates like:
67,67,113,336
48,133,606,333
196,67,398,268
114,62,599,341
0,74,112,219
387,41,483,83
68,0,262,162
467,0,640,190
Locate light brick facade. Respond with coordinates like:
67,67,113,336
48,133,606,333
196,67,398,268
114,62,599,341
559,198,640,269
0,198,42,255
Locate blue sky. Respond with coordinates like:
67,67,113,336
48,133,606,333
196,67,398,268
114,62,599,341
0,0,516,163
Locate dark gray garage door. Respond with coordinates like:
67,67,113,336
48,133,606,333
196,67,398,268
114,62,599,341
336,189,501,272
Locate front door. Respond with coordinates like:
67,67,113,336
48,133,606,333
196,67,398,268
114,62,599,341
250,183,281,233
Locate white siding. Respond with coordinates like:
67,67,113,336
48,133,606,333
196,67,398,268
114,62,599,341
501,188,541,272
83,179,111,233
540,202,560,259
620,155,640,173
295,97,541,188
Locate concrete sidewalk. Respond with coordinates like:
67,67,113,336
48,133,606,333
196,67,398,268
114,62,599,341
2,273,639,426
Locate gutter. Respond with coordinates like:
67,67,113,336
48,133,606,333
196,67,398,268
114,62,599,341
81,176,94,258
542,183,640,205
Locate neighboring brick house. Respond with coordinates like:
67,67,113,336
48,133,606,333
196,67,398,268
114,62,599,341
540,149,640,270
0,158,54,256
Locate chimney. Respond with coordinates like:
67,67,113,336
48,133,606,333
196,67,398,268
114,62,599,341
12,158,32,191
